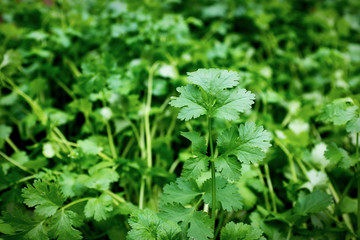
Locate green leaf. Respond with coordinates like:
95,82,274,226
202,177,243,212
127,209,181,240
294,190,333,216
160,204,213,240
187,69,239,95
187,211,213,240
85,168,119,191
84,193,113,221
346,118,360,133
49,210,82,240
169,85,206,121
160,178,202,206
182,156,209,180
215,156,242,181
0,124,12,139
220,222,265,240
22,180,65,217
318,99,358,125
157,220,181,240
213,87,255,121
324,143,354,169
77,139,102,155
25,222,48,240
217,123,271,164
181,131,207,154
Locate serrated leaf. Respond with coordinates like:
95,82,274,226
324,143,354,169
217,123,271,164
169,85,206,121
181,131,207,154
294,190,333,216
187,211,213,240
213,87,255,121
182,156,209,180
203,177,243,211
25,222,48,240
84,193,113,221
220,222,265,240
187,69,239,95
85,168,119,191
346,118,360,133
49,210,82,240
157,220,181,240
22,180,65,217
127,209,181,240
318,99,358,125
160,178,202,206
160,204,213,240
215,156,242,181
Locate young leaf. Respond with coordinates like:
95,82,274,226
127,209,181,240
25,222,48,240
85,168,119,191
182,156,210,180
215,156,242,181
220,222,265,240
213,87,255,121
22,180,66,217
49,210,82,240
169,85,206,121
181,131,207,155
202,177,243,212
187,69,239,96
217,123,271,165
160,204,213,240
324,143,354,169
318,99,358,125
346,117,360,133
294,190,333,216
0,124,12,139
84,193,113,221
160,178,202,206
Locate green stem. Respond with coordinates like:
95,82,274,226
208,117,216,232
139,177,145,209
356,132,360,237
274,138,297,182
286,225,293,240
256,166,271,210
61,197,92,211
264,163,277,213
0,151,34,174
103,189,125,204
106,121,117,159
5,138,19,152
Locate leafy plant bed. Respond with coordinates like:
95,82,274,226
0,0,360,239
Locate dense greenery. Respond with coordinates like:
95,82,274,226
0,0,360,239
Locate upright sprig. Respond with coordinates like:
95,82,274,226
166,69,270,239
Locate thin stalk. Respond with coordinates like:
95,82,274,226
356,132,360,236
5,138,19,152
256,166,271,210
274,138,297,182
286,225,293,240
103,189,126,203
208,116,216,231
60,197,92,211
106,121,117,159
121,136,135,158
264,163,277,213
0,151,34,174
139,178,145,209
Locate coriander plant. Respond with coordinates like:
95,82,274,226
127,68,271,240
